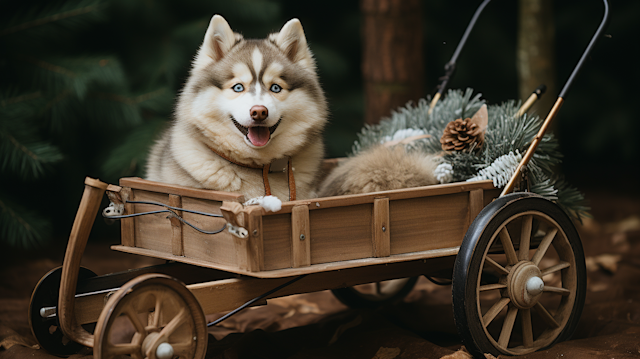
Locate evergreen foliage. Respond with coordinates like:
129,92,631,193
351,89,588,220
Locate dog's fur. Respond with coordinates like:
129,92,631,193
146,15,327,200
318,146,439,197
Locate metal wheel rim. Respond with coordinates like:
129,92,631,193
476,210,577,355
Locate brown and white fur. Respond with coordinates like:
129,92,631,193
146,15,327,200
318,146,439,197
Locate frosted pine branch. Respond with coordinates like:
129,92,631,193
467,151,523,188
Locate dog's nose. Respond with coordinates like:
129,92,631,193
250,105,268,122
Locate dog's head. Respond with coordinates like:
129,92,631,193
178,15,327,164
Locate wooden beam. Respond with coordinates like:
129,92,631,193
291,205,311,267
373,198,390,257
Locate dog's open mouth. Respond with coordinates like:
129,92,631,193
232,117,281,147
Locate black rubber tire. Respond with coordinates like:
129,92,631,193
332,277,419,309
452,193,586,358
29,266,97,357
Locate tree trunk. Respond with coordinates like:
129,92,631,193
361,0,424,125
517,0,556,118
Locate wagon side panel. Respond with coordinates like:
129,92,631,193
261,213,292,270
180,197,238,267
389,192,469,254
131,190,173,253
309,204,373,264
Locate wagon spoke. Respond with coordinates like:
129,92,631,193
541,261,570,276
485,257,510,276
499,227,518,265
482,297,510,327
124,308,146,335
158,307,188,338
498,305,518,348
534,302,559,328
153,296,162,328
479,283,507,292
531,228,558,266
543,286,571,296
519,215,533,261
521,309,534,348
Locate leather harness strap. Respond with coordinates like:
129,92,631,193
207,145,296,201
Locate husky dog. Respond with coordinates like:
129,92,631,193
318,146,440,197
146,15,327,201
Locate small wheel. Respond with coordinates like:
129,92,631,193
332,277,418,309
453,193,586,358
29,266,97,356
93,273,207,359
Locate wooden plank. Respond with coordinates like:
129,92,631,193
468,188,484,227
261,214,292,270
245,206,264,272
169,194,183,256
74,255,456,325
131,190,173,253
291,205,311,267
373,198,390,257
110,244,459,278
269,180,495,213
390,193,468,255
119,177,245,202
179,197,236,267
120,187,135,247
309,204,373,264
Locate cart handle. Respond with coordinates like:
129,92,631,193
500,0,610,196
429,0,492,113
58,177,108,347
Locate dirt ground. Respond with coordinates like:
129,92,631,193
1,189,639,359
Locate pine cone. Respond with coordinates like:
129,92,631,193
440,117,484,151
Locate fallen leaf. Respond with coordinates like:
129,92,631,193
440,347,473,359
585,254,622,273
328,315,362,345
604,216,640,233
372,347,402,359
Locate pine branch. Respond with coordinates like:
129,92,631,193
0,0,103,37
0,195,51,248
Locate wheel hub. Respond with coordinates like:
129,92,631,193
507,261,543,309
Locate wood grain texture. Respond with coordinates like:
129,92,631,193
75,255,457,324
58,178,107,347
389,193,469,255
119,187,135,247
373,198,390,257
291,205,311,267
132,190,173,254
261,214,292,271
120,177,244,202
110,245,459,279
246,206,265,271
309,204,373,264
468,189,484,227
169,194,183,256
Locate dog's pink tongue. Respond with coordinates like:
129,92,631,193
248,127,270,147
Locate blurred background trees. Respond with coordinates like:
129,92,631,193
0,0,636,249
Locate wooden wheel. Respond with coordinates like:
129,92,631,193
93,274,207,359
453,193,586,358
332,277,418,309
29,266,96,356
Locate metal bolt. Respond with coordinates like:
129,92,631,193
253,229,258,236
315,202,320,207
382,226,386,232
299,234,306,240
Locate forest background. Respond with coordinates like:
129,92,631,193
1,0,637,249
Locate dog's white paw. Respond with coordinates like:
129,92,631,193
244,196,282,212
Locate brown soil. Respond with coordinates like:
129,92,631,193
1,189,639,358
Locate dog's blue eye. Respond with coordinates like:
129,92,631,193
232,84,244,92
270,84,282,93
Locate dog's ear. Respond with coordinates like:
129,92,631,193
275,19,314,70
197,15,237,65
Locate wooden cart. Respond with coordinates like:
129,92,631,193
28,1,609,357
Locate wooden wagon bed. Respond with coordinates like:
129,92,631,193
108,177,499,278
